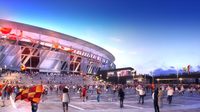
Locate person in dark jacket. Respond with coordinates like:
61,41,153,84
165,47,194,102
118,88,125,108
153,88,160,112
31,101,38,112
96,87,101,102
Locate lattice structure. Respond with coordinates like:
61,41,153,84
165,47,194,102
0,19,116,74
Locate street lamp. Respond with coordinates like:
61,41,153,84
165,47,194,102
106,76,109,81
100,74,102,79
156,78,160,84
179,78,183,84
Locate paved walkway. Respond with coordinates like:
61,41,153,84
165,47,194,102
1,93,200,112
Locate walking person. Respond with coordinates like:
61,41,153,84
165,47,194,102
6,85,12,100
167,85,174,104
13,85,19,97
50,85,53,94
81,86,87,102
136,85,146,104
118,87,125,108
180,85,185,95
96,87,101,102
112,86,117,101
158,87,164,108
62,87,70,112
152,88,160,112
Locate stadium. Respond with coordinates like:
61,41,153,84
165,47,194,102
0,19,115,74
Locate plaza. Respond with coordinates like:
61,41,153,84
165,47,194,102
1,88,200,112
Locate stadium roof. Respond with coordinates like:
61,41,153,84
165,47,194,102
0,19,115,62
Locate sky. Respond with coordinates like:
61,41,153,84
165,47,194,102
0,0,200,74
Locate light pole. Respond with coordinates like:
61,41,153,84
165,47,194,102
150,71,154,84
144,74,147,85
176,67,179,85
179,78,183,84
117,74,120,84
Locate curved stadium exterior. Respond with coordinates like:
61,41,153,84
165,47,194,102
0,19,115,74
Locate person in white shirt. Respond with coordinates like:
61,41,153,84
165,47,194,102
62,87,70,112
180,85,185,95
166,86,174,104
136,85,145,104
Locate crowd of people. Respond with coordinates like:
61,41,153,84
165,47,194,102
0,71,200,112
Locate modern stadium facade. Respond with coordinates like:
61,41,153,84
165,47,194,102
0,19,115,74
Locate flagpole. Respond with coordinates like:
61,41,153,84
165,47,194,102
176,67,179,85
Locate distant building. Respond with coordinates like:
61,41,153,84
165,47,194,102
98,67,134,84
